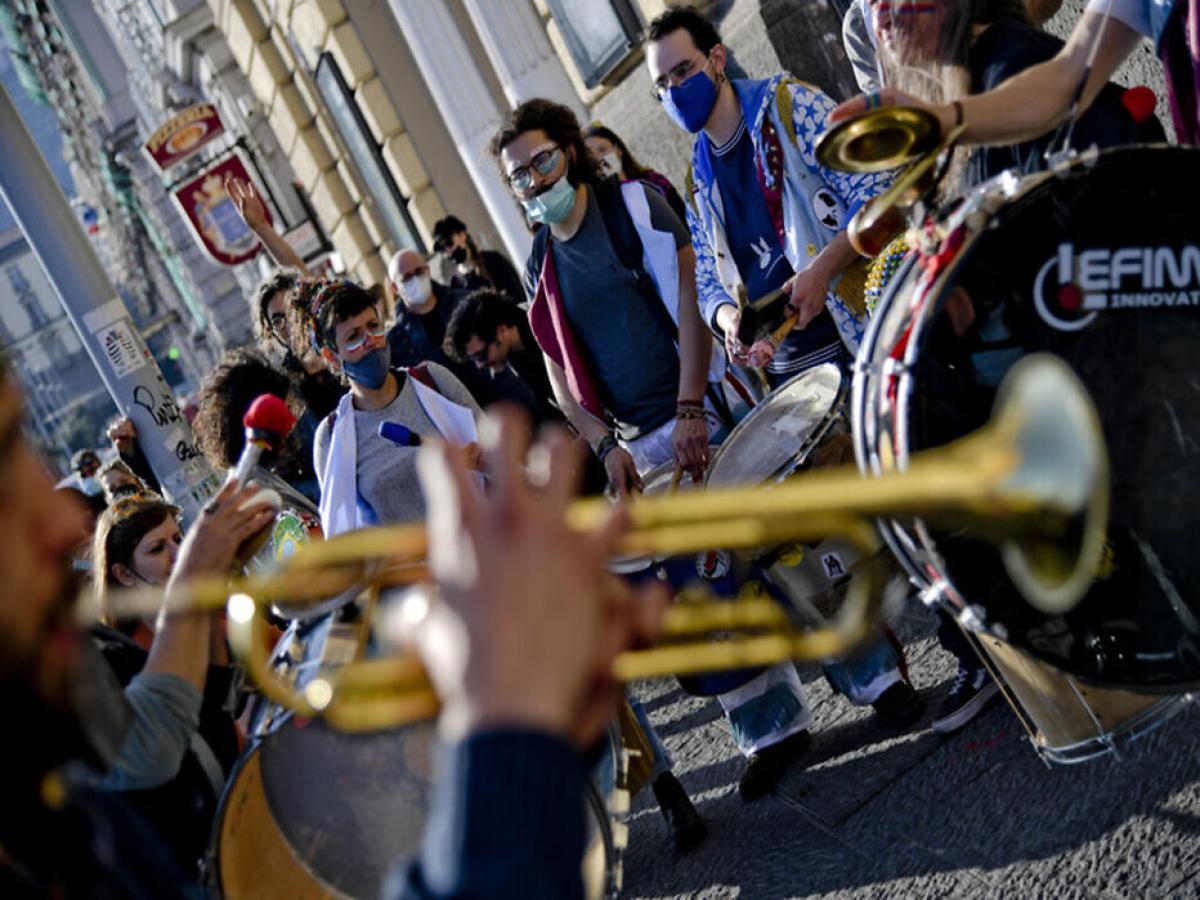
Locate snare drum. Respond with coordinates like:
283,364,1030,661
707,364,867,624
854,145,1200,692
216,683,616,900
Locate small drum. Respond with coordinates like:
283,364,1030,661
854,145,1200,692
977,634,1191,765
708,364,866,624
214,656,617,899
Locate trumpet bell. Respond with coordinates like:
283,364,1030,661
990,356,1109,614
816,106,943,174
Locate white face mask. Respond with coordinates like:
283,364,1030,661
599,152,623,179
401,273,433,309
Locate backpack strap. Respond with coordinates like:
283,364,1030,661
527,224,552,293
407,363,438,393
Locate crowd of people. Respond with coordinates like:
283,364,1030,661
10,0,1198,895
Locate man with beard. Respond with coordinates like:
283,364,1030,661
0,358,275,895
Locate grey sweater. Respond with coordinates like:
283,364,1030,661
313,363,481,525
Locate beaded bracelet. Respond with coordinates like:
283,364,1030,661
594,433,619,461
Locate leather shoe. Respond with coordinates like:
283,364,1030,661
737,729,812,802
651,771,707,852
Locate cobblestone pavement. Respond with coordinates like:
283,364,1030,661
620,603,1200,898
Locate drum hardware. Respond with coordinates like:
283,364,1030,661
973,633,1194,766
96,355,1106,732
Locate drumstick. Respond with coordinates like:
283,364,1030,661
770,312,800,347
669,465,685,492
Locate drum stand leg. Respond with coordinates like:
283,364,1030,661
1067,676,1121,761
968,631,1055,769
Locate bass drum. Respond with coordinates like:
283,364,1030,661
854,145,1200,691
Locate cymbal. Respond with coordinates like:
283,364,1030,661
816,106,942,173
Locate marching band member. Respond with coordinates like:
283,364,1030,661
645,7,887,382
830,0,1199,146
490,99,718,495
644,7,925,791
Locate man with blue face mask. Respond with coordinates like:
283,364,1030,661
646,6,889,387
306,279,483,534
645,6,927,794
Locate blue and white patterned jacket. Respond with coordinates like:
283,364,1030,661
685,75,890,354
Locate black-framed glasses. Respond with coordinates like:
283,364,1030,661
652,54,709,99
466,338,499,367
505,145,563,193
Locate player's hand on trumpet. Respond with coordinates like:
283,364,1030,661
407,408,668,747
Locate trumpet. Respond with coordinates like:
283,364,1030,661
96,355,1108,733
815,106,966,257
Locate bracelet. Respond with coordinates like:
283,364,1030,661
594,433,619,462
676,407,707,421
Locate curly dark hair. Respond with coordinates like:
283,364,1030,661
488,98,599,189
645,5,722,54
290,279,379,359
192,347,294,469
251,267,302,344
443,289,526,364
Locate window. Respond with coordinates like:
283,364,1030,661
546,0,642,88
6,264,30,295
313,52,424,252
17,293,48,331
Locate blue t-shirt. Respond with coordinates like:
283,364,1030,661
550,185,689,439
709,117,842,378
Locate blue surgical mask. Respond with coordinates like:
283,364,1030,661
344,344,391,389
521,175,578,225
662,65,719,134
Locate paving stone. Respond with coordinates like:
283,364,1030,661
619,595,1200,898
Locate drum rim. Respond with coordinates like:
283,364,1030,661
706,362,846,488
1034,693,1194,765
850,168,1048,623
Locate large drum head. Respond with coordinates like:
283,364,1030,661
213,718,437,898
864,146,1200,690
708,364,844,486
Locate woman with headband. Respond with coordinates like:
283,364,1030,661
300,279,484,535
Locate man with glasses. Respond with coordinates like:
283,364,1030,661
488,98,718,497
645,6,887,387
644,6,926,783
307,279,483,533
443,290,556,421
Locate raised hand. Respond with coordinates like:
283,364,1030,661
225,174,269,233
